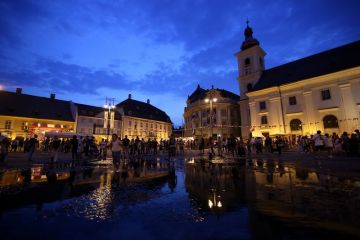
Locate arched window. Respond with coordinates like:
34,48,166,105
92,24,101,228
323,115,339,129
261,116,268,125
244,58,251,75
247,83,253,92
290,119,302,131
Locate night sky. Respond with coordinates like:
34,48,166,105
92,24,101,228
1,0,360,126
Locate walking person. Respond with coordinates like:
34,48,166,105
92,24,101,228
275,136,284,155
27,135,38,161
312,130,324,153
70,135,78,164
51,136,61,162
108,134,122,171
323,133,334,158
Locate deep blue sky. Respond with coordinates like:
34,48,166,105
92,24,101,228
1,0,360,126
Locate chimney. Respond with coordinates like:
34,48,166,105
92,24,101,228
50,93,56,99
128,94,132,99
16,88,22,94
147,99,150,104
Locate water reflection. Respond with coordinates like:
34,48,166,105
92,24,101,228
0,157,170,215
0,156,360,238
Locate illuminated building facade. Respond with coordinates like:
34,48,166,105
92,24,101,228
116,94,172,140
0,88,75,139
74,103,121,140
183,85,241,139
236,22,360,139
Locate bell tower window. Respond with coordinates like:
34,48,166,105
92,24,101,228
244,58,251,75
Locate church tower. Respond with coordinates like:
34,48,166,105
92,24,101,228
235,20,266,98
235,21,266,139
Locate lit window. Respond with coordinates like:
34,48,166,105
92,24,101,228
5,120,11,129
289,96,297,105
259,101,266,110
321,89,331,100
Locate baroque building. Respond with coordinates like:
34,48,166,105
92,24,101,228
0,88,75,139
183,85,241,139
116,94,172,141
236,22,360,139
0,89,172,141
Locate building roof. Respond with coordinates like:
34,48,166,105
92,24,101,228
252,40,360,91
75,103,121,120
116,98,171,123
0,90,75,121
188,85,240,103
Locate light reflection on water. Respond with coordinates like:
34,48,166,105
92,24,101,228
0,156,360,239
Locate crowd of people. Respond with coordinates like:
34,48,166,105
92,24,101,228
2,129,360,163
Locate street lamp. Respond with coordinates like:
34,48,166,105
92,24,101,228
103,97,116,140
204,92,217,138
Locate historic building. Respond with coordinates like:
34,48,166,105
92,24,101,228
236,22,360,139
183,85,241,139
0,88,76,139
74,103,121,140
116,94,172,141
0,90,172,141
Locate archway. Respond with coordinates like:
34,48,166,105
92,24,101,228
323,115,339,129
290,119,302,131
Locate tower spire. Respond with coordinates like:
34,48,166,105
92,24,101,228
241,19,260,50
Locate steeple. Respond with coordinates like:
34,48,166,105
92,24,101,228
241,20,260,50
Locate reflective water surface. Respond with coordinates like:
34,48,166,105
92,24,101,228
0,156,360,239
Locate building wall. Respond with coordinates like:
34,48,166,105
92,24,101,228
0,115,75,140
246,67,360,137
75,115,121,140
121,116,171,140
183,91,241,139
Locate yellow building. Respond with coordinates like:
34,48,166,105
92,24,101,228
116,94,172,140
0,88,75,139
235,22,360,139
183,85,241,139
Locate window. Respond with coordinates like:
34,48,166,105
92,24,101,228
289,96,297,105
259,101,266,110
321,89,331,100
323,115,339,129
261,116,268,125
247,83,253,92
129,120,132,126
21,122,28,130
244,58,251,75
5,120,11,129
290,119,302,131
221,109,227,117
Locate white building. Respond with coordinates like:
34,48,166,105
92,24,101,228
235,22,360,139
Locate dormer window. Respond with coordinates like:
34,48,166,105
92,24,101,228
244,58,251,75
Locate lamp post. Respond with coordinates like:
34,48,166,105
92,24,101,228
204,91,217,138
103,97,115,140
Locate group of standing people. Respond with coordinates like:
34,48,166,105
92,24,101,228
298,130,360,157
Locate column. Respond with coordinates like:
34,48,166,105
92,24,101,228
249,101,258,136
302,91,317,134
339,83,356,131
269,97,284,134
